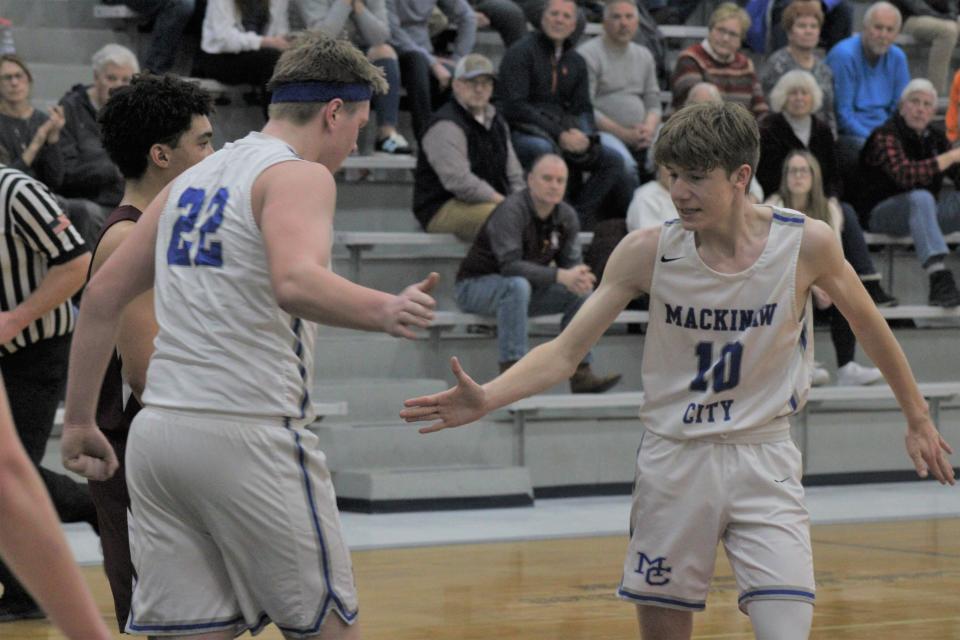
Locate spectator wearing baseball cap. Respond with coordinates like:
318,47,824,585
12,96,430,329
413,53,524,240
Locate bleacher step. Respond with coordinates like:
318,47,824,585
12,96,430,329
309,417,517,469
333,465,533,513
12,26,136,64
312,378,447,422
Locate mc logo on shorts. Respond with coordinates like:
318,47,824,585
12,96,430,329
635,552,672,586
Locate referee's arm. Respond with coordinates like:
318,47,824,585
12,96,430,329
0,255,90,344
0,179,90,344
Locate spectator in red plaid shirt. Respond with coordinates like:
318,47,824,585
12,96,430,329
855,78,960,308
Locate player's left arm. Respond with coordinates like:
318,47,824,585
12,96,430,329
799,220,955,485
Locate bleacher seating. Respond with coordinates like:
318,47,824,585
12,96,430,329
40,0,954,510
93,4,138,19
506,382,960,471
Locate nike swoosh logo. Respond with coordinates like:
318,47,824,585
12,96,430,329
774,476,790,483
660,255,683,263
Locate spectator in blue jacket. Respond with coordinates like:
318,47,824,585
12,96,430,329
825,1,910,169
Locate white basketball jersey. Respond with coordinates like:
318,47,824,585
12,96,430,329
144,132,320,426
639,207,813,443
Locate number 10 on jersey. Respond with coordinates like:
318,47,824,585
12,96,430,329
167,187,228,267
689,341,743,392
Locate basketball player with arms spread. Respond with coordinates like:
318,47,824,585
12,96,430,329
402,101,955,640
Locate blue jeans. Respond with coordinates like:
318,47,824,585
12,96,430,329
599,132,640,181
372,57,401,128
867,189,960,266
455,274,592,364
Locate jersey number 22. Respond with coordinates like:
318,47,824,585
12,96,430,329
167,187,227,267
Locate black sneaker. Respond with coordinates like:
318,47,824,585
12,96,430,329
374,132,412,155
928,270,960,308
863,279,898,307
0,595,43,623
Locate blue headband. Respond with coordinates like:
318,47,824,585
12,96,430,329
271,81,373,104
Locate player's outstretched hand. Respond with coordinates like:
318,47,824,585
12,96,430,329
401,356,487,433
386,272,439,339
61,423,119,482
905,421,955,485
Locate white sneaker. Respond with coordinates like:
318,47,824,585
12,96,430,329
836,361,884,386
811,364,830,386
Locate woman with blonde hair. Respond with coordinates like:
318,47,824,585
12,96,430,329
670,2,767,116
766,150,883,386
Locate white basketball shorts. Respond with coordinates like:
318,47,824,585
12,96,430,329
125,407,358,637
617,430,815,613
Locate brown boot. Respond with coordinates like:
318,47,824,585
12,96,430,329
499,360,518,374
569,363,622,394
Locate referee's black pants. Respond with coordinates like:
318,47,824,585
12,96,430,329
0,334,97,604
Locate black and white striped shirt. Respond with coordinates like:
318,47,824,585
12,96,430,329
0,166,87,356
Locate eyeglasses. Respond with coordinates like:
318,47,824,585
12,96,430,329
712,26,742,40
463,77,494,88
787,167,812,176
0,71,26,83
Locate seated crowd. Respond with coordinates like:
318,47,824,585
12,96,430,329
4,0,960,629
2,0,960,400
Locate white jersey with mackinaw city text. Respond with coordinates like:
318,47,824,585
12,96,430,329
639,206,814,443
143,132,320,426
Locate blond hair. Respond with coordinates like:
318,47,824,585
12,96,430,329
709,2,750,35
267,31,388,123
654,102,759,176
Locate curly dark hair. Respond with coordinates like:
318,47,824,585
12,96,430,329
98,74,213,179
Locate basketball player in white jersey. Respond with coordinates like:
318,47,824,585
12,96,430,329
401,102,955,639
59,32,437,639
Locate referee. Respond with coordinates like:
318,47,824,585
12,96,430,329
0,150,97,622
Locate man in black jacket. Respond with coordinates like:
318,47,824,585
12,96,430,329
497,0,635,229
58,44,137,214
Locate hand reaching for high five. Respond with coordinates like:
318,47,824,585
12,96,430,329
905,419,955,485
401,357,488,433
383,272,439,338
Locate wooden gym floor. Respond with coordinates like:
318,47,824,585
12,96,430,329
1,517,958,640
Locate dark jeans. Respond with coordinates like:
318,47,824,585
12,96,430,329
511,131,635,230
398,50,451,140
193,48,282,88
815,304,855,368
0,335,97,603
475,0,528,46
106,0,196,73
839,201,877,277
